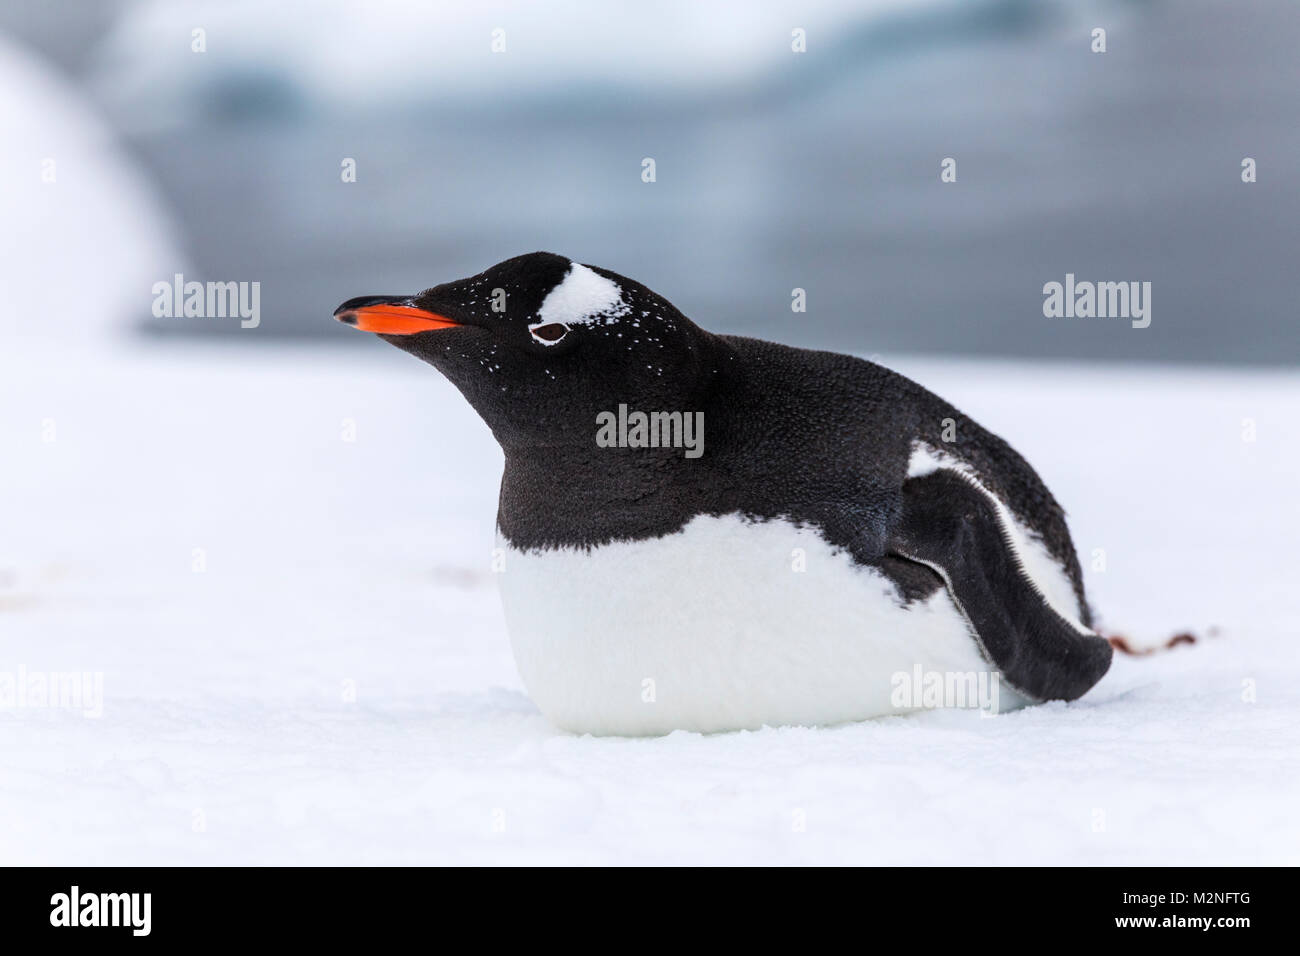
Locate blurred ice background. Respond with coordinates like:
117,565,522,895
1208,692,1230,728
4,0,1298,359
2,0,1298,864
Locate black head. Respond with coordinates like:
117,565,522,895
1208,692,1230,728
334,253,720,451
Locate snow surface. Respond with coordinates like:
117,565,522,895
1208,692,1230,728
2,338,1298,865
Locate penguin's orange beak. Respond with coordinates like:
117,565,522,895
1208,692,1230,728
334,296,460,335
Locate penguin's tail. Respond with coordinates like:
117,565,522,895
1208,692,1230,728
1104,629,1212,656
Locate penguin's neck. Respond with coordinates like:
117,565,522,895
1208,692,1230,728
497,441,730,551
494,333,750,551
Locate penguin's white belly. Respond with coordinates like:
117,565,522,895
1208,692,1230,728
497,513,1027,735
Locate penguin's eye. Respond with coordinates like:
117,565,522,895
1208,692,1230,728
529,322,569,345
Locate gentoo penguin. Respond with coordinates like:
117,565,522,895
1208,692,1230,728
335,252,1112,735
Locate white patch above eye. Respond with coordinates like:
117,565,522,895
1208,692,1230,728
536,262,629,327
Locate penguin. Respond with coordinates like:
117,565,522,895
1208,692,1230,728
335,252,1112,735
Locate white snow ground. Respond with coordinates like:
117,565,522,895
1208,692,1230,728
2,340,1298,866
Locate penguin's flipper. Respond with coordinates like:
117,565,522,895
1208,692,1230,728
888,469,1112,701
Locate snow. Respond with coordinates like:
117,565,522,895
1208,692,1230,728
2,338,1298,865
0,34,177,345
